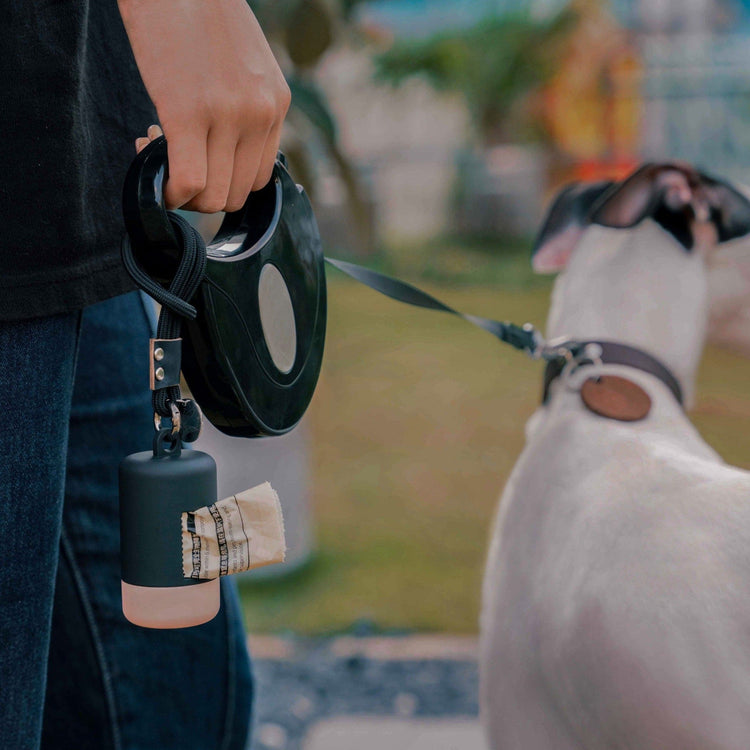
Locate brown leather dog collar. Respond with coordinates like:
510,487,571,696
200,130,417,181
542,340,684,407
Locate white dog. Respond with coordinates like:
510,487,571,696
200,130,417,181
480,163,750,749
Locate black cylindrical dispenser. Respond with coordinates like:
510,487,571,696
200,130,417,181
119,434,220,629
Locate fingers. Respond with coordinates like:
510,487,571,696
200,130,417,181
122,1,291,214
133,110,283,213
182,125,235,213
161,125,208,210
225,136,264,213
135,124,163,154
224,117,282,211
251,121,282,193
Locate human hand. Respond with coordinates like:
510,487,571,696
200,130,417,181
119,0,290,212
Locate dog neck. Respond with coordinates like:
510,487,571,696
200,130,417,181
544,221,708,408
541,341,684,408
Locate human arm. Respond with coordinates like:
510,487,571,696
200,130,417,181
118,0,291,212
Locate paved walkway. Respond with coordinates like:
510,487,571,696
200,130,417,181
248,635,485,750
305,718,486,750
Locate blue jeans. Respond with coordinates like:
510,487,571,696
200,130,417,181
0,292,253,750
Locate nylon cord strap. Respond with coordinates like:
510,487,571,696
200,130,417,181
121,213,207,419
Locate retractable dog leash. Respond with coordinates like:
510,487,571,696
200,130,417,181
118,137,683,628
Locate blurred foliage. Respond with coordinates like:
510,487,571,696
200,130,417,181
373,9,579,145
248,0,376,255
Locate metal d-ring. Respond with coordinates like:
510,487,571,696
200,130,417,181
579,343,604,371
563,343,605,392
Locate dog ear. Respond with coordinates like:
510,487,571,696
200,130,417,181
704,176,750,357
696,172,750,244
532,181,615,273
588,163,750,250
589,163,701,250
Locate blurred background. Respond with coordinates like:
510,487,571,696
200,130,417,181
192,1,750,747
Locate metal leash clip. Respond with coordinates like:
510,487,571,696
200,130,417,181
533,334,579,363
153,401,182,436
561,343,605,392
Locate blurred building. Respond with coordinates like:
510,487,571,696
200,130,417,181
631,0,750,183
320,0,750,243
630,0,737,32
361,0,745,33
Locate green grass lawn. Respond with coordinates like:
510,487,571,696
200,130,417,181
238,241,750,635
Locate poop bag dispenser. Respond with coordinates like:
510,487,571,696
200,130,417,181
120,432,220,629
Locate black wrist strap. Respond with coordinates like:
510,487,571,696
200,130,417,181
121,213,207,418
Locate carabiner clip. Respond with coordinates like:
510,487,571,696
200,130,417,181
153,401,182,436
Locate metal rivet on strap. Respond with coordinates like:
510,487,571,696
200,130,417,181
154,347,165,361
155,367,165,381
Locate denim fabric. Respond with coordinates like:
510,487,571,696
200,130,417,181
0,292,253,749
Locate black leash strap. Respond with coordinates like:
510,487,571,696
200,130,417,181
325,258,540,354
121,213,207,419
324,261,686,406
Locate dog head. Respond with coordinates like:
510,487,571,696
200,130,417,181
533,162,750,273
532,163,750,404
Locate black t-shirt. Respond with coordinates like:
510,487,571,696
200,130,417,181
0,0,157,321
